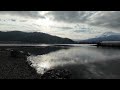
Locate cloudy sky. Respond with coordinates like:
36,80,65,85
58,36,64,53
0,11,120,40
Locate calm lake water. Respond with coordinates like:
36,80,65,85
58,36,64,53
26,44,120,79
1,44,120,79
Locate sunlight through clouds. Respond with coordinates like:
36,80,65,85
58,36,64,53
0,11,120,40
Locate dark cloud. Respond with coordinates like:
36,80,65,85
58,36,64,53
19,20,28,22
51,26,73,29
47,11,120,30
1,11,120,31
11,19,16,21
0,11,45,19
59,27,73,29
88,11,120,29
47,11,96,23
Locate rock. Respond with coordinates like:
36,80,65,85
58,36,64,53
10,50,30,58
23,51,31,56
10,50,20,58
41,69,72,79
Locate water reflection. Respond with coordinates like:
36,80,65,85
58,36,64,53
28,45,120,78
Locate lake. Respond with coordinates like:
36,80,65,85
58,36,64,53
26,44,120,79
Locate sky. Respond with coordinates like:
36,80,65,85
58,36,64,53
0,11,120,40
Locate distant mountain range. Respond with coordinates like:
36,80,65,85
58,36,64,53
0,31,75,44
79,32,120,44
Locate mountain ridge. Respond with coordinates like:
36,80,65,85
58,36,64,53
0,31,75,44
96,32,120,38
79,32,120,43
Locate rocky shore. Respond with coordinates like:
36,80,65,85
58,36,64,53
0,49,41,79
0,48,71,79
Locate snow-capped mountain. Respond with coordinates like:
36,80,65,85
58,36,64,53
79,32,120,43
96,32,120,38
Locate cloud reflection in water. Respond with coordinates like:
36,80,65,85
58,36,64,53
28,46,120,74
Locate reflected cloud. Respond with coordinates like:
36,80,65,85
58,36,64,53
28,45,120,74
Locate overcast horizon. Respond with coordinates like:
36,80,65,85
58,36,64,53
0,11,120,40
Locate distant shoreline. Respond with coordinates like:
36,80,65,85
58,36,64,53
0,43,82,47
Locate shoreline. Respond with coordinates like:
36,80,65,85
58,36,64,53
0,47,71,79
0,49,41,79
